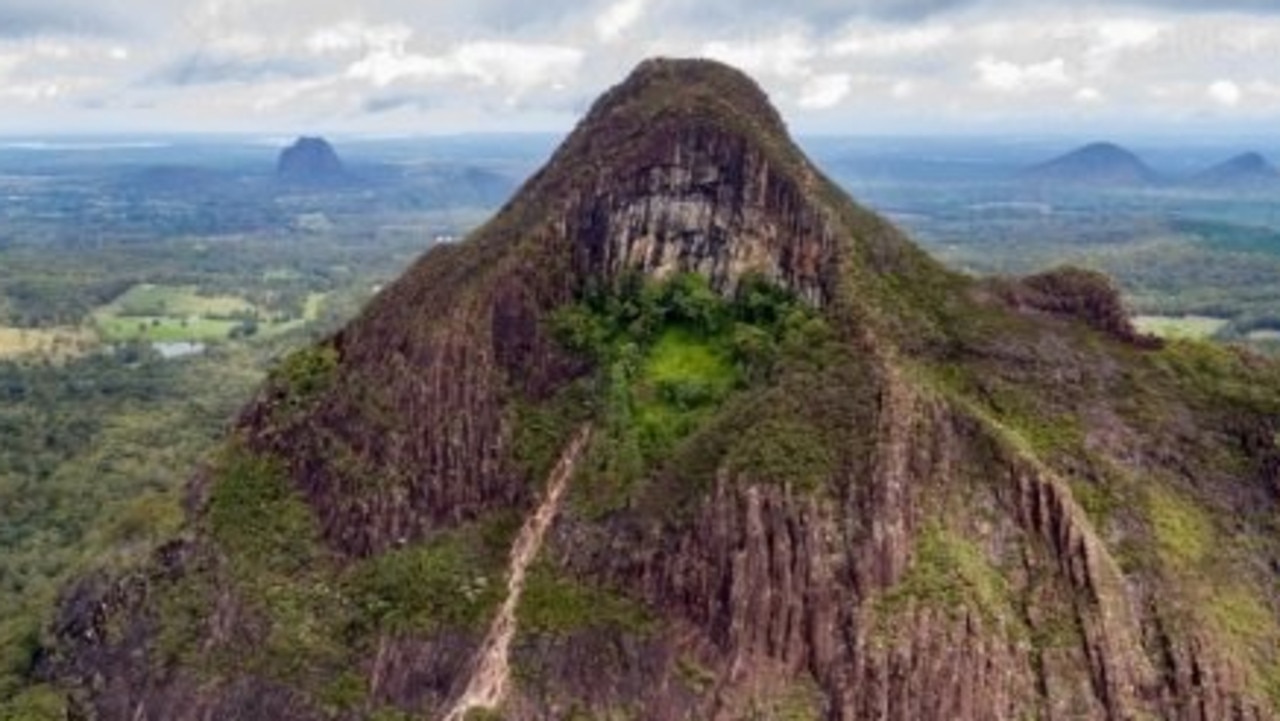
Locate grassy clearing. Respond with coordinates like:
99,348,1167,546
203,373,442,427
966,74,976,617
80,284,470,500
108,284,253,318
93,314,242,343
1132,315,1229,340
643,327,736,393
91,284,327,343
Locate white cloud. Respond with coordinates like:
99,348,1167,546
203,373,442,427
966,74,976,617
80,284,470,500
702,33,814,80
1097,19,1163,50
975,56,1070,93
1208,79,1241,106
799,73,851,109
347,38,583,97
307,23,412,55
830,25,953,57
1075,86,1103,103
595,0,645,42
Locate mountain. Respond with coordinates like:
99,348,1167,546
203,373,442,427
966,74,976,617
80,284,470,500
1025,141,1161,186
277,136,346,185
43,59,1280,720
1190,151,1280,189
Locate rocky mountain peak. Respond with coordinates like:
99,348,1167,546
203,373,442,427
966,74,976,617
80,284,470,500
509,58,920,309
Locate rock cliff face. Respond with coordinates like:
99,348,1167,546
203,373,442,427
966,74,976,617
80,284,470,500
45,59,1280,721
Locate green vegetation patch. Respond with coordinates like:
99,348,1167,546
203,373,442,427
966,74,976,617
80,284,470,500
549,272,843,514
346,523,512,636
271,344,340,404
1206,585,1280,709
516,561,652,637
1146,486,1214,571
873,523,1013,629
510,380,596,486
725,417,836,493
207,444,320,574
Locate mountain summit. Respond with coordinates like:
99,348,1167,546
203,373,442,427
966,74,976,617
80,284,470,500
1025,141,1161,186
47,59,1280,721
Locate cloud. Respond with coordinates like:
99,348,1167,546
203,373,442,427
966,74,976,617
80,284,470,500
1208,79,1242,106
975,56,1071,93
0,2,120,38
596,0,646,42
347,39,583,96
799,73,851,109
155,55,327,86
829,24,954,57
1075,86,1104,104
701,33,815,80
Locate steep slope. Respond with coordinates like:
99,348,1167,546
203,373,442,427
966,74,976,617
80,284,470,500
45,59,1280,721
1025,141,1161,186
1191,152,1280,189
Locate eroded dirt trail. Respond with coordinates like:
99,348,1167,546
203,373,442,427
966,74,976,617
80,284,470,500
441,426,592,721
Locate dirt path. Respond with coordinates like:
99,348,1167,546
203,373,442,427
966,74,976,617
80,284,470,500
441,425,592,721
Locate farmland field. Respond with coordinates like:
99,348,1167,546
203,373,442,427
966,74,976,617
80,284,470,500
90,284,328,343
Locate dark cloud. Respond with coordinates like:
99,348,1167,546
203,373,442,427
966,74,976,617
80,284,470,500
1121,0,1280,10
653,0,968,27
0,1,120,37
151,55,329,86
363,94,429,114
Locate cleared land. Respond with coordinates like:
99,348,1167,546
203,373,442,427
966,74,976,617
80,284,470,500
91,285,326,343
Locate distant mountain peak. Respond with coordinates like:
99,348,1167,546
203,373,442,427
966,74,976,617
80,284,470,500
1025,141,1160,186
1191,151,1280,188
276,136,345,184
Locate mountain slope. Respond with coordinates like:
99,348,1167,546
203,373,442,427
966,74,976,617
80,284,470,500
1025,141,1161,186
45,59,1280,721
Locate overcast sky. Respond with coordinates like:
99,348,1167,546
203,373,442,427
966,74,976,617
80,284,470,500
3,0,1280,135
